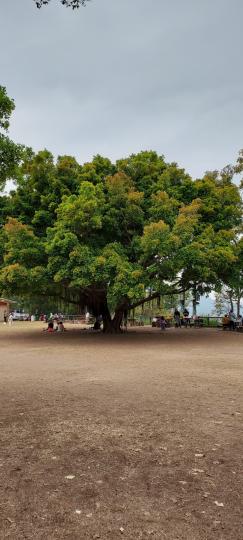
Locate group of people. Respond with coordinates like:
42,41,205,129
156,308,190,331
174,308,191,328
222,310,242,331
43,320,66,333
39,312,64,322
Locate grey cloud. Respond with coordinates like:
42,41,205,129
0,0,242,177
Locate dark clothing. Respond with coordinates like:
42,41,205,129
174,310,181,327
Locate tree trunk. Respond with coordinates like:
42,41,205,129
229,292,234,312
180,290,186,310
237,294,241,317
112,308,124,332
100,300,112,333
101,301,124,333
192,283,197,316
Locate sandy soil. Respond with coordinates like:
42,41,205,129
0,323,242,540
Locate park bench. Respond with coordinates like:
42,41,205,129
221,321,242,331
190,317,204,328
222,322,230,330
128,318,144,326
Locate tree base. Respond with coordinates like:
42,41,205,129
102,324,123,334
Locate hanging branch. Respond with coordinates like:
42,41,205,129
127,286,191,311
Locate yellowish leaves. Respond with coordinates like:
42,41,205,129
143,220,170,236
4,217,34,237
131,270,143,279
96,256,106,266
127,190,144,204
106,172,133,193
173,199,201,238
141,220,180,259
0,263,29,286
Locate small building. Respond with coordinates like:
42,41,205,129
0,298,15,322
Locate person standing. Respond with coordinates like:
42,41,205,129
3,311,7,324
160,316,166,330
174,309,181,328
8,313,13,325
229,310,236,331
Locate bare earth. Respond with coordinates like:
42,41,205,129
0,323,242,540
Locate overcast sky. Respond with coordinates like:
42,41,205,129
1,0,243,178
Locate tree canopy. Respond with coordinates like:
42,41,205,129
0,88,242,331
1,149,242,331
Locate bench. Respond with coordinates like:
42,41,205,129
192,318,204,328
222,323,230,331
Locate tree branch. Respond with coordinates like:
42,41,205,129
127,292,160,311
127,286,191,311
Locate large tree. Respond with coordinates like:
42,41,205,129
0,147,241,332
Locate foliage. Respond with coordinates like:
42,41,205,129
1,143,242,331
0,86,24,190
0,90,242,330
0,87,15,131
214,290,232,316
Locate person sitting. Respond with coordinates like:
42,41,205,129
93,318,101,331
57,321,66,332
43,321,54,332
160,316,167,330
236,315,243,327
222,314,230,330
48,321,54,332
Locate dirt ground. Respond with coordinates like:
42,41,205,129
0,323,242,540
